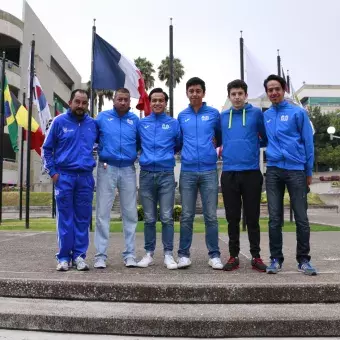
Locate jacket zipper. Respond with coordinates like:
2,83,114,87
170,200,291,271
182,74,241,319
154,116,156,171
275,107,285,166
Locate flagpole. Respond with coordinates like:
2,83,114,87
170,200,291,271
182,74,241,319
239,31,246,231
19,90,26,220
169,18,174,117
26,37,35,229
277,49,281,77
240,31,244,81
287,70,290,93
90,18,96,119
89,19,96,232
0,51,6,225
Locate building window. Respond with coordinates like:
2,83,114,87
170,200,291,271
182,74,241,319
50,56,74,90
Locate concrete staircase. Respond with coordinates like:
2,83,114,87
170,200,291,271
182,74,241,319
0,278,340,337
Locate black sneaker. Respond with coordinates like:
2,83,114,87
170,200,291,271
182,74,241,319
223,256,239,271
251,257,267,272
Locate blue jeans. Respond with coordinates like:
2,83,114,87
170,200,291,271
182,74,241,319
139,170,175,255
178,170,220,259
95,163,138,261
266,166,311,263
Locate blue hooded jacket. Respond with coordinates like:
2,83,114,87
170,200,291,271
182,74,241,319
96,108,139,167
138,112,181,171
221,103,267,171
178,103,221,172
42,110,97,177
263,100,314,176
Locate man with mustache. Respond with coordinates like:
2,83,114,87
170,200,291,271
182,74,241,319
43,89,97,271
263,74,317,276
94,88,139,269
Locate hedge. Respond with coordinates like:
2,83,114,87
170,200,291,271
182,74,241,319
137,205,182,222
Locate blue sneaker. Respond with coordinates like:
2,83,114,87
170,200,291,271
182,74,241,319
298,261,317,276
266,258,282,274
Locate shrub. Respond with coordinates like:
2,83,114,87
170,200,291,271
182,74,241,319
137,205,182,222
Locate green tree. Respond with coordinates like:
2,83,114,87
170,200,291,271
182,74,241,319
134,57,155,90
86,81,114,114
158,56,185,88
309,106,340,170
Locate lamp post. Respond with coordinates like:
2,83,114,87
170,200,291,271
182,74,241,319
327,126,340,140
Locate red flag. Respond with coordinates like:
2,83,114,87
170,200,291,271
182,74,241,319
23,127,44,156
136,70,151,116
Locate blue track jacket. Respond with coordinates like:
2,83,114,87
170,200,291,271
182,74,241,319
178,103,221,172
221,103,267,171
96,108,139,167
263,100,314,176
138,112,181,171
42,110,97,177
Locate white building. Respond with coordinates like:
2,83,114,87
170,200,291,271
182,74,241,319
1,2,82,190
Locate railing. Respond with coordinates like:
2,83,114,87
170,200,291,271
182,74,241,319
5,60,21,76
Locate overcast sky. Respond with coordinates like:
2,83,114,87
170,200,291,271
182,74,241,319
3,0,340,115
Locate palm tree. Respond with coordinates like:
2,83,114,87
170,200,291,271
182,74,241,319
158,56,185,88
86,81,114,114
134,57,155,90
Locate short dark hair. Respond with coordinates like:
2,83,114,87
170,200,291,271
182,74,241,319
263,74,287,92
148,88,169,102
227,79,248,96
186,77,206,93
70,89,89,101
115,88,130,97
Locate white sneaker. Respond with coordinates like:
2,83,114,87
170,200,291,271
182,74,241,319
164,254,178,270
208,257,223,270
125,257,137,267
177,257,191,269
94,257,106,269
75,257,89,271
137,253,154,268
56,261,69,272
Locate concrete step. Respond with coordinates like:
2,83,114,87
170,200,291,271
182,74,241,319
0,278,340,304
0,297,340,337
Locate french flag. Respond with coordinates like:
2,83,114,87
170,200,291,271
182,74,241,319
93,33,150,115
33,76,52,134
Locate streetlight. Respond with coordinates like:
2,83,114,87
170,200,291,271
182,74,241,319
327,126,340,140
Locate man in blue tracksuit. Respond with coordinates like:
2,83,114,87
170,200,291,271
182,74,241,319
221,79,268,272
94,88,139,268
136,88,181,270
263,74,317,276
177,77,223,270
43,89,97,271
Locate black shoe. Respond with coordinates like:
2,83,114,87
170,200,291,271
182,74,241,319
251,257,267,272
223,256,239,271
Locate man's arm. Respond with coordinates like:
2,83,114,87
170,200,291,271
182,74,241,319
42,118,58,179
258,111,268,148
297,108,314,182
214,112,222,148
174,120,182,153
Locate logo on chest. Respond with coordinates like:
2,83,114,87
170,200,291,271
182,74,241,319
280,115,289,122
201,115,209,121
62,127,74,133
162,124,170,130
127,119,133,125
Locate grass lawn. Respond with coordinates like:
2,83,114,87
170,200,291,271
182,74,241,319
0,218,337,232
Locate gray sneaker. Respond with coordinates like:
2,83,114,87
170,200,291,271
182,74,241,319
125,257,137,267
56,261,69,272
74,257,89,271
94,257,107,269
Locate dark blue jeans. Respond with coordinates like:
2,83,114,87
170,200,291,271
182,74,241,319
139,170,176,255
178,170,220,259
266,166,311,263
